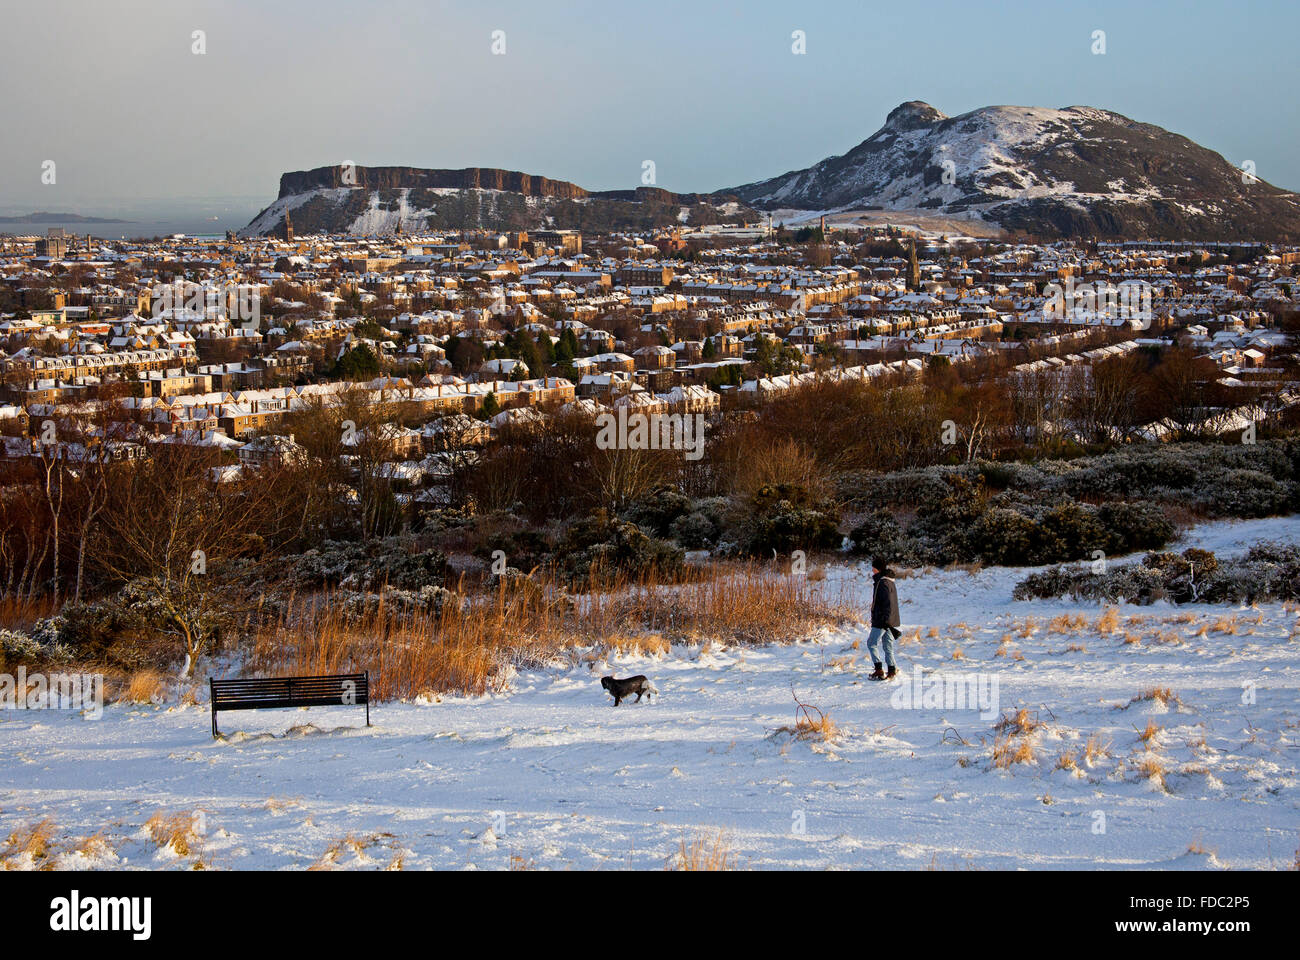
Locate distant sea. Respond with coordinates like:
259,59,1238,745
0,200,265,241
0,217,232,241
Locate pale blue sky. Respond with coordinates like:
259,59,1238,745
1,0,1297,218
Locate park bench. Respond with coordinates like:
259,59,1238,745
209,672,370,738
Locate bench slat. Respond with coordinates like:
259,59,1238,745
209,672,371,737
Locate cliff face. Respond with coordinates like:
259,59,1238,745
246,166,756,236
276,166,593,201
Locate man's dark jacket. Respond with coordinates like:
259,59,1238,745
870,570,900,629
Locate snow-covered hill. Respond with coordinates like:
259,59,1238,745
3,517,1296,870
727,101,1300,241
241,166,756,237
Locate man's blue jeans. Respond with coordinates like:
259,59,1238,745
866,627,898,669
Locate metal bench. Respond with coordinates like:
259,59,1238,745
209,672,370,738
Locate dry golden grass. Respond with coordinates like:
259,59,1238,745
1055,750,1078,772
1049,614,1087,634
1,818,58,870
995,708,1040,735
1018,617,1038,638
668,831,736,871
308,832,395,870
1136,756,1167,791
118,669,168,705
309,836,355,870
1123,632,1142,646
991,733,1036,769
1211,615,1239,635
1095,606,1121,635
989,709,1041,769
601,633,671,657
897,627,923,646
1134,686,1179,707
1136,719,1162,747
1065,642,1087,654
0,594,58,633
926,626,940,639
775,689,839,743
250,562,853,701
1083,735,1112,764
144,810,200,857
69,830,115,861
951,647,965,660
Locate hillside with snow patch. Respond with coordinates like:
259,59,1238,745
727,101,1300,241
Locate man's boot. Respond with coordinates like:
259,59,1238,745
886,665,898,680
869,662,885,681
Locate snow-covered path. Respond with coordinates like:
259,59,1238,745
2,519,1298,870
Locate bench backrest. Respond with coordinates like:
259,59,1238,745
210,673,369,712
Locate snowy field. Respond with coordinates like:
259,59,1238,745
2,517,1297,870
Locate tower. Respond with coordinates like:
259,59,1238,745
277,209,294,242
907,238,920,291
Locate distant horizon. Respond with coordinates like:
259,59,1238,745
3,0,1299,216
4,91,1299,233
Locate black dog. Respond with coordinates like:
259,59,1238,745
600,675,658,706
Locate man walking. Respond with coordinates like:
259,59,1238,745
867,558,901,681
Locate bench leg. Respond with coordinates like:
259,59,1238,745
365,700,370,727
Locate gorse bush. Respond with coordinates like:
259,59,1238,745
838,440,1300,521
337,584,460,619
742,483,840,555
669,508,721,550
556,509,685,583
290,536,448,591
849,470,1175,567
1013,544,1300,605
623,487,694,538
0,628,44,664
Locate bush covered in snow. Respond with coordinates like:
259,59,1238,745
1013,544,1300,605
849,473,1175,567
557,509,685,582
741,483,841,555
290,535,448,591
337,583,460,619
0,628,44,665
839,440,1300,521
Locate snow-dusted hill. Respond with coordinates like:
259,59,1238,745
2,517,1296,871
241,166,756,237
727,101,1300,241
